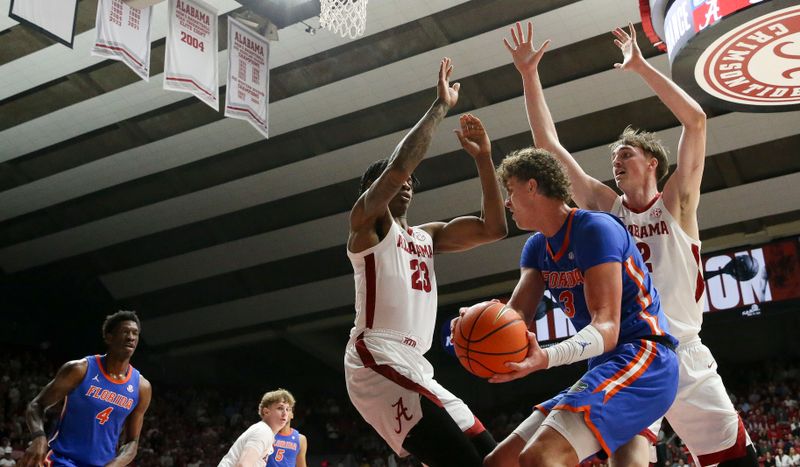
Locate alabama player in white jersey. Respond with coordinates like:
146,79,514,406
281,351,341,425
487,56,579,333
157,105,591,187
218,389,292,467
345,58,507,467
501,21,756,466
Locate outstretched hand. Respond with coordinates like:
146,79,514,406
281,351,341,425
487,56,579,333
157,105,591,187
613,22,644,71
488,331,548,383
437,57,460,108
503,21,551,76
454,114,491,159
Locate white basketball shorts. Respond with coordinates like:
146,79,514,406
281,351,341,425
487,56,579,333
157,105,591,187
645,338,750,466
344,331,482,457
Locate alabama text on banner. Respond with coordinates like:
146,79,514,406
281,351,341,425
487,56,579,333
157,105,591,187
164,0,218,110
9,0,79,47
224,17,270,138
92,0,153,81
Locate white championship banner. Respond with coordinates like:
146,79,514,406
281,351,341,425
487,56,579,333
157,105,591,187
92,0,152,81
164,0,218,110
224,17,270,139
9,0,78,47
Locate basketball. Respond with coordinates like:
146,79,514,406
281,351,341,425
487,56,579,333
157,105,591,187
452,301,529,378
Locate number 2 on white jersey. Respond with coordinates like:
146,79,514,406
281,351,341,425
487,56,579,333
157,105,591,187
636,242,653,273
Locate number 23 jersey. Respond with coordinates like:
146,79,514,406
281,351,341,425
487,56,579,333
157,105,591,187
347,220,437,353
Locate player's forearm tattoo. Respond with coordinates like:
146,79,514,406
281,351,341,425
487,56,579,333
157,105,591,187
388,100,449,173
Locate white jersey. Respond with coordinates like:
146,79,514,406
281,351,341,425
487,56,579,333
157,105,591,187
611,194,704,342
347,220,437,353
218,421,275,467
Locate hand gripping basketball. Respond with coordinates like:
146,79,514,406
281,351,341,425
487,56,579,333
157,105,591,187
451,301,529,378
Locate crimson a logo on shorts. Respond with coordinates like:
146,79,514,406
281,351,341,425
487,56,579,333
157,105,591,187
694,4,800,107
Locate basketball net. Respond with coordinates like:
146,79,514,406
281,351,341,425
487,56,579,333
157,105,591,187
319,0,368,40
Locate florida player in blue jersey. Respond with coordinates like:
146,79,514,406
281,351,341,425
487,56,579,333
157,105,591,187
477,148,679,466
266,402,307,467
19,311,152,467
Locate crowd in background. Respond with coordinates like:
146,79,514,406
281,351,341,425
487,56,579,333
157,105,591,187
1,347,798,466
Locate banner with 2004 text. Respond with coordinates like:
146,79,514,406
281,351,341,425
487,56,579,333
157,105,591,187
164,0,218,110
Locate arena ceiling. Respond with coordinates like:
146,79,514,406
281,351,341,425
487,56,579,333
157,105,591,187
2,0,800,372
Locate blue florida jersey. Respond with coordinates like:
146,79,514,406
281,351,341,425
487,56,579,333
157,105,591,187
49,355,140,466
521,209,676,348
266,428,301,467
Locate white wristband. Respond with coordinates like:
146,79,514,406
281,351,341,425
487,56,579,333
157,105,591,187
544,324,605,369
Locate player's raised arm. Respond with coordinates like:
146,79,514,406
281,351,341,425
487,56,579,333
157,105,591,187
350,58,460,230
424,114,507,252
504,21,617,211
19,360,88,467
106,376,152,467
613,23,706,233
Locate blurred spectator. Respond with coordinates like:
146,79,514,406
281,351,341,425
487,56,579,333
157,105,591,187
1,345,796,466
0,447,15,467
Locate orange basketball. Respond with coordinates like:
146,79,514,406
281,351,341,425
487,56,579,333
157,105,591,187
452,301,529,378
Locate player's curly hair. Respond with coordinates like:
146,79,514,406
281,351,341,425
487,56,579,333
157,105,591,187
610,126,670,182
496,147,572,202
358,158,420,196
101,310,140,337
259,388,296,415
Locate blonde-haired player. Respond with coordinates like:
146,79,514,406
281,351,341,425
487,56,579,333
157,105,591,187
500,20,756,467
218,389,294,467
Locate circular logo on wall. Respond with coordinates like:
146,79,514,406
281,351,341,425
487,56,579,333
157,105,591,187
695,4,800,107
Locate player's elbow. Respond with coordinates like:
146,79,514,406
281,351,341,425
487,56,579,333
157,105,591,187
486,221,508,241
685,108,707,130
26,399,42,419
594,321,619,352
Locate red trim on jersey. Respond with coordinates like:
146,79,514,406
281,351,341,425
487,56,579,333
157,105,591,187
696,417,749,466
692,244,705,303
44,450,54,467
622,193,661,214
355,333,444,408
464,417,487,438
95,355,133,384
365,254,376,329
546,209,577,262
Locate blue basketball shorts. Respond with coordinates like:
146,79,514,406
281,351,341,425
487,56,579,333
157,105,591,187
536,338,679,458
